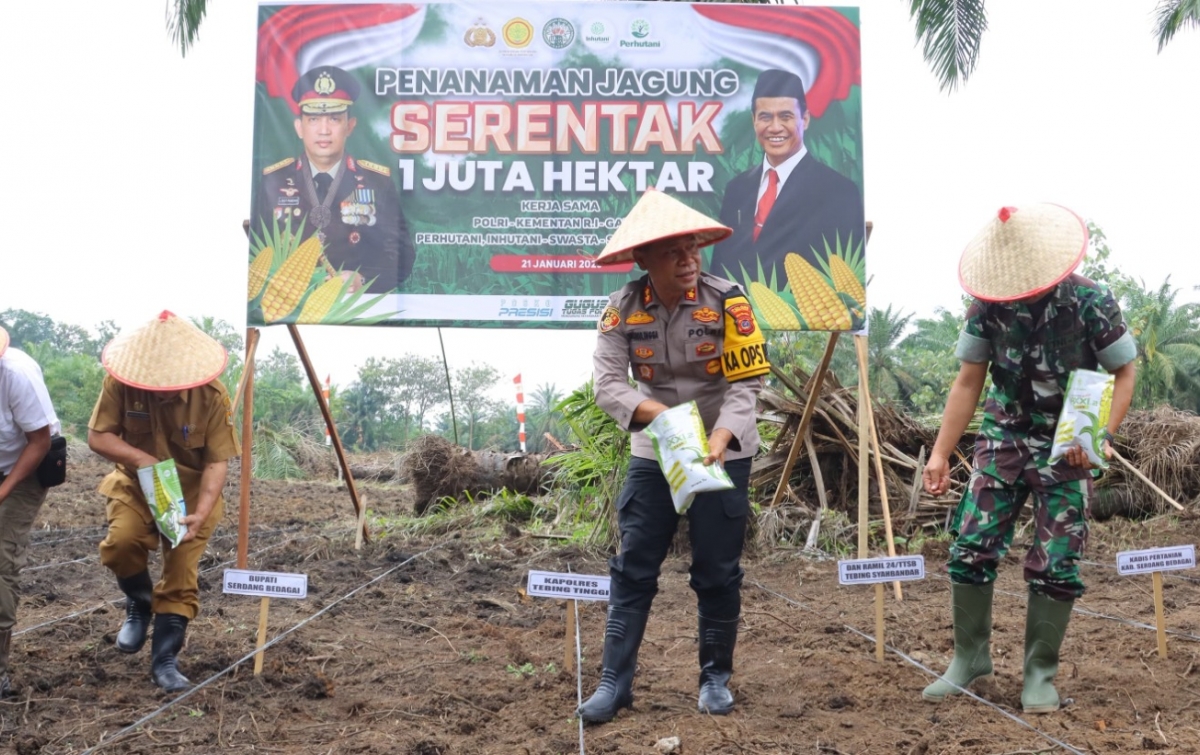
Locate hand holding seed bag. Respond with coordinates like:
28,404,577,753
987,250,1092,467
1049,370,1115,469
643,401,735,514
136,459,189,547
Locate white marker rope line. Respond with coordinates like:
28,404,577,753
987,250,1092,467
25,556,92,572
749,580,1089,755
78,541,449,755
13,533,322,638
927,572,1200,643
573,596,585,755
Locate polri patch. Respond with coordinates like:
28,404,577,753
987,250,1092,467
598,306,620,333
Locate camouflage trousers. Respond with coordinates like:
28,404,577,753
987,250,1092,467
948,468,1091,602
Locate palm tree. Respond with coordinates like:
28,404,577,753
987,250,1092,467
907,0,1199,91
168,0,208,56
1120,278,1200,410
866,305,916,403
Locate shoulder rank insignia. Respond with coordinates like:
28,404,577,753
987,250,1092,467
356,159,391,176
263,157,295,175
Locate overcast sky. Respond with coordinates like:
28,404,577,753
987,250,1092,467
2,1,1197,401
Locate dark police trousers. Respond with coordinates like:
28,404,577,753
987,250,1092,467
608,457,751,620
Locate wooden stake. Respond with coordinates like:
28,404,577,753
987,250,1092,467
237,328,259,570
355,493,367,551
771,333,840,507
856,337,870,559
564,600,577,672
1113,451,1186,511
1152,571,1168,658
875,583,885,661
855,336,903,602
287,325,369,543
254,597,270,674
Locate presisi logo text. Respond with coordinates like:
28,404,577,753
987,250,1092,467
499,308,553,317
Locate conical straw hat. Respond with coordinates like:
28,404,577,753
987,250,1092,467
0,326,8,358
959,203,1087,302
102,311,228,390
594,189,732,265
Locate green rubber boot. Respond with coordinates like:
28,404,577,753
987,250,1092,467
922,582,994,701
1021,592,1073,714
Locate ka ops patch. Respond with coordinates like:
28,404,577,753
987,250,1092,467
721,295,770,381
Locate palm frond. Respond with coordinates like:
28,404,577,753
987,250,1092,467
1154,0,1200,52
166,0,209,57
908,0,988,92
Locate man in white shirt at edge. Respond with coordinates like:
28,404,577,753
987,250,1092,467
0,325,60,697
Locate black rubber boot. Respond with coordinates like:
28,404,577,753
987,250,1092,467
697,615,738,714
116,571,154,654
0,628,11,698
577,607,649,723
150,613,192,693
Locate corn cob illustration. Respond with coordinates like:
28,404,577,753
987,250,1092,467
260,236,323,322
749,281,801,329
784,253,852,330
247,247,273,302
1054,418,1076,445
1098,377,1114,429
827,254,866,306
297,276,344,323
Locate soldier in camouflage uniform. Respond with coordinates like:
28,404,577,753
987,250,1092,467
578,190,770,723
922,204,1137,713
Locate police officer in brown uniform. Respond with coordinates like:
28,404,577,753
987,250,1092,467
580,190,769,723
257,66,415,294
88,312,240,692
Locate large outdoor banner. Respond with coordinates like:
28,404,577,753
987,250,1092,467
247,2,864,330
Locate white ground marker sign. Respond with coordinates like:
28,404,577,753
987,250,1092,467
1116,545,1196,658
224,569,309,674
837,555,926,659
527,571,609,672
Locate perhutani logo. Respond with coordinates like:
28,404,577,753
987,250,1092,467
583,20,613,48
542,18,575,49
621,18,661,48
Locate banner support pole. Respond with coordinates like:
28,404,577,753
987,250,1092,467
237,328,259,569
287,324,369,544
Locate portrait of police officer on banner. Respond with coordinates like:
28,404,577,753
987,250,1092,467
257,66,416,294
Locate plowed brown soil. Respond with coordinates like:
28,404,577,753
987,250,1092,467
2,452,1198,754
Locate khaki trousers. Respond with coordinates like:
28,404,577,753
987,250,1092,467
0,476,47,630
98,495,223,620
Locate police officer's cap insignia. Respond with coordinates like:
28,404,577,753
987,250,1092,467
693,307,719,323
598,306,620,333
263,157,295,175
357,159,391,177
465,18,497,47
314,72,337,96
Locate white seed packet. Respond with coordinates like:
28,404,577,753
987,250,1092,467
136,459,189,547
1048,369,1115,469
643,401,735,514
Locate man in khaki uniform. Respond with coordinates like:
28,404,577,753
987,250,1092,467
88,312,239,692
0,326,60,696
579,190,768,723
